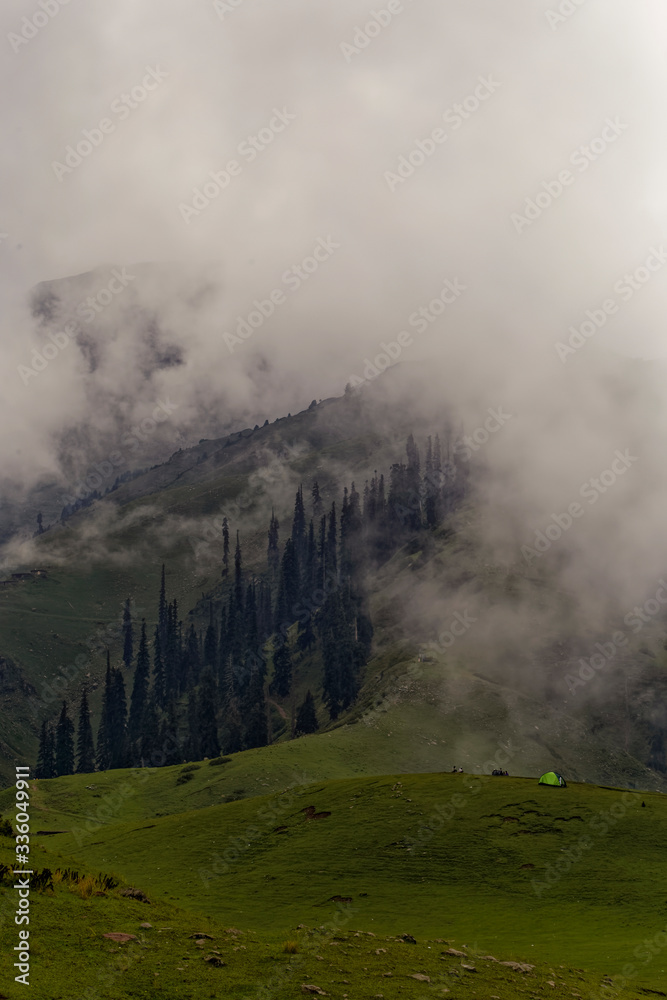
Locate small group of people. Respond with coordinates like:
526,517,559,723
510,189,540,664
451,765,464,773
491,768,509,776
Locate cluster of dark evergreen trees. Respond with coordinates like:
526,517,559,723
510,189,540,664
36,432,467,776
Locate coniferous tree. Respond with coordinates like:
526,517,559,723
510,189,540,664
140,696,160,767
424,435,439,528
223,698,244,754
377,474,386,520
96,654,113,771
297,612,316,653
222,516,230,577
226,590,243,690
122,598,133,669
128,620,150,749
185,622,201,690
317,584,370,719
159,699,181,766
311,480,323,521
109,667,128,769
55,700,75,776
152,625,166,708
184,691,200,761
405,433,422,530
267,509,280,581
75,688,95,773
340,482,362,581
387,462,409,529
297,526,317,650
295,690,319,735
204,604,217,668
242,669,268,749
317,514,327,589
219,643,234,710
326,501,337,582
291,485,307,568
243,582,264,684
164,600,179,701
274,539,300,638
270,641,293,697
304,520,317,596
317,592,346,719
368,474,378,522
198,667,220,757
234,532,244,612
257,580,273,644
158,564,168,646
36,721,56,778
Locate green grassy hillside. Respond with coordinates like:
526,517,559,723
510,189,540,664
1,767,666,997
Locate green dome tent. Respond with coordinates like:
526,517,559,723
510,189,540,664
538,771,566,787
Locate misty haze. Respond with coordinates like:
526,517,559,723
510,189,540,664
0,1,666,997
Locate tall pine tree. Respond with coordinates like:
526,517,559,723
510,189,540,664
198,667,220,758
267,509,280,581
270,640,293,698
55,701,75,776
75,688,95,773
122,598,133,669
109,667,128,769
96,654,113,771
128,619,150,752
222,516,230,578
295,690,319,735
311,480,323,521
36,721,56,778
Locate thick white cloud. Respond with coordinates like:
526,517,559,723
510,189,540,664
0,0,665,616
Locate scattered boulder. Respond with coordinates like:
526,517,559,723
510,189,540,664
301,986,327,995
119,887,150,903
499,961,534,973
189,933,214,939
400,933,417,944
203,954,226,966
139,923,152,930
375,948,387,954
461,964,477,972
444,948,466,957
409,973,430,982
103,933,137,944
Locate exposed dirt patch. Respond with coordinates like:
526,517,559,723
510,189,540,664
302,806,331,820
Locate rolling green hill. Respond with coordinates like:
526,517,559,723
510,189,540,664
1,766,666,997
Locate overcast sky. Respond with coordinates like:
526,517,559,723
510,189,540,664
1,0,666,560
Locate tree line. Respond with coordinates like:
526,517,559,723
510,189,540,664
36,431,468,776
